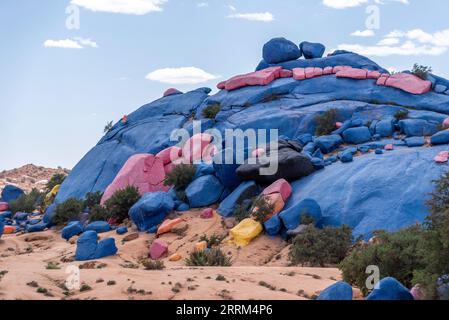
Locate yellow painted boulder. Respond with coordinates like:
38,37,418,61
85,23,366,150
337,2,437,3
230,218,263,247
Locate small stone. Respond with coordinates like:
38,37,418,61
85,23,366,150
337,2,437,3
169,253,182,262
194,241,208,252
149,239,168,260
200,208,214,219
122,233,139,242
224,218,237,229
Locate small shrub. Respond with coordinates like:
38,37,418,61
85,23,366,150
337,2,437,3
216,275,226,281
27,281,38,288
9,189,44,214
200,234,225,248
46,173,66,193
185,248,232,267
394,109,409,121
233,199,254,222
104,186,141,222
164,164,196,190
202,104,221,119
412,63,432,80
300,213,316,225
259,281,276,290
289,225,353,267
251,196,275,223
141,259,166,270
36,287,48,294
315,109,339,136
84,191,103,209
104,121,113,134
80,284,92,292
46,261,61,270
88,204,110,222
53,198,84,226
107,280,116,286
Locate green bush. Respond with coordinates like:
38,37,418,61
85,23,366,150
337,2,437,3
200,234,225,248
9,189,44,214
233,198,254,222
104,186,141,222
315,109,339,136
140,259,165,270
251,196,275,223
88,204,110,222
53,198,85,226
289,225,353,267
202,104,221,119
412,63,432,80
300,213,316,225
164,164,196,190
394,109,409,121
185,248,232,266
45,173,66,193
339,227,424,296
84,191,103,209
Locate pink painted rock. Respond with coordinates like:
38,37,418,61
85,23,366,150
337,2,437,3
224,67,282,91
280,69,293,78
323,67,333,75
164,162,176,175
367,70,381,79
378,73,432,95
384,144,394,151
443,118,449,128
149,239,168,260
182,133,215,163
217,81,226,90
156,146,182,165
262,179,292,202
336,122,343,129
336,68,368,80
101,154,169,205
410,285,425,300
377,74,389,86
332,66,351,74
163,88,182,97
251,148,266,158
434,153,449,163
312,67,323,77
0,202,8,212
292,68,306,80
200,208,214,219
305,67,315,79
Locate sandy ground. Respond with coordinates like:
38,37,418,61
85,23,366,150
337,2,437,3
0,209,349,300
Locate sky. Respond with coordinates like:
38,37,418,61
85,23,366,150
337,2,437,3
2,0,449,170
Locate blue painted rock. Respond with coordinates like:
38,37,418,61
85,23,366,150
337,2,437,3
43,204,57,226
405,136,425,147
317,281,353,300
185,175,224,208
116,226,128,235
279,198,322,230
193,162,215,180
375,119,395,137
176,202,190,212
129,192,175,231
217,181,258,217
62,221,84,240
436,275,449,300
75,230,117,261
26,221,48,233
264,215,282,236
366,277,414,300
85,221,111,233
342,127,372,144
263,37,302,64
0,220,4,238
315,135,343,154
300,41,325,59
339,150,354,163
1,185,24,203
431,130,449,145
399,119,438,137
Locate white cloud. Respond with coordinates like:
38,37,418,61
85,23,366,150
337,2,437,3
351,29,375,37
44,37,98,49
228,12,274,22
145,67,219,84
197,2,208,7
228,5,236,11
377,37,400,45
323,0,368,9
70,0,167,15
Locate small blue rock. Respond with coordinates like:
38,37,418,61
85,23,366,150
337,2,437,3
300,41,325,59
431,130,449,145
317,281,353,300
405,136,425,147
62,221,84,241
311,158,325,170
85,221,111,233
315,135,342,154
263,37,302,64
264,215,282,236
366,277,414,300
116,226,128,235
176,202,190,212
342,127,372,145
375,149,383,155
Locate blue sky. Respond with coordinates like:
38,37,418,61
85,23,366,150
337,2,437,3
2,0,449,170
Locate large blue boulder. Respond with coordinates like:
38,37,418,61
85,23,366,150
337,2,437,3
431,130,449,145
264,215,282,236
193,162,215,180
26,221,48,233
212,147,247,190
1,185,24,203
263,37,301,64
342,127,372,144
399,119,438,137
317,281,353,300
299,41,325,59
288,145,448,238
366,277,414,300
217,181,258,217
75,230,118,261
85,221,111,233
375,119,395,137
185,175,224,208
129,191,175,231
62,221,84,241
405,136,425,147
314,135,343,154
279,198,322,231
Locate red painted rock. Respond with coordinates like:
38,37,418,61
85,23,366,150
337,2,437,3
101,154,169,205
157,218,183,236
367,70,381,79
384,144,394,151
163,88,182,97
443,118,449,128
200,208,214,219
156,146,182,165
336,68,368,80
305,67,315,79
217,81,226,90
149,239,168,260
280,69,293,78
332,66,351,74
224,67,282,91
313,67,323,77
0,202,8,211
434,151,449,163
378,73,431,95
262,179,292,202
292,68,306,80
323,67,333,75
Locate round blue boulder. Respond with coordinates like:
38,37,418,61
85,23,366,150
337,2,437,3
317,281,353,300
116,226,128,235
129,191,175,231
263,37,302,64
366,277,414,300
62,221,84,241
1,185,24,203
342,127,372,145
279,198,322,231
185,175,224,208
85,221,111,233
431,130,449,145
300,41,326,59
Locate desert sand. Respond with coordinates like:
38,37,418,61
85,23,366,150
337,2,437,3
0,209,346,300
